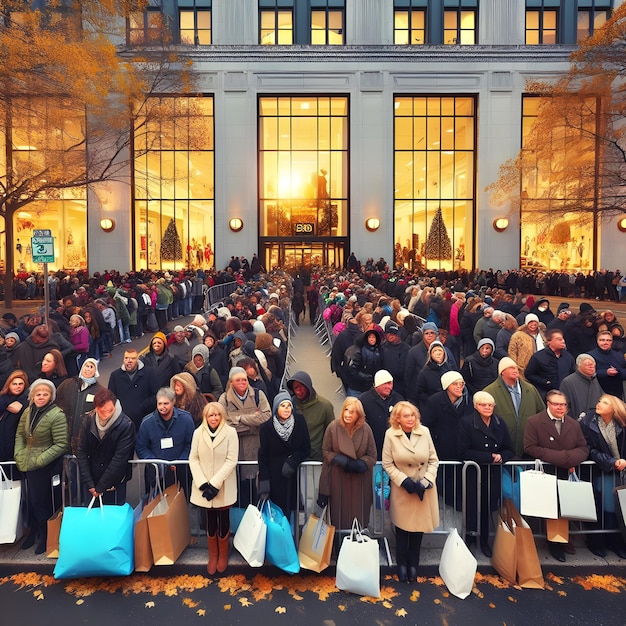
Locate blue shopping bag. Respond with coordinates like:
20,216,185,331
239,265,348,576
502,465,522,511
261,499,300,575
54,497,134,579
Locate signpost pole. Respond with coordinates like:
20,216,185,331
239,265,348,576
43,263,49,330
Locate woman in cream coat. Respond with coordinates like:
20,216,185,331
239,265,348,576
382,401,439,584
189,402,239,575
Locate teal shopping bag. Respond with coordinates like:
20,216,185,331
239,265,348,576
54,497,134,579
262,500,300,574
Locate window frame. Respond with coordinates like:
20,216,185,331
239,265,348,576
179,7,212,45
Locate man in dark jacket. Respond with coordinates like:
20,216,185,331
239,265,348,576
108,348,156,431
359,369,403,459
330,317,362,392
589,330,626,400
380,321,409,399
559,353,604,421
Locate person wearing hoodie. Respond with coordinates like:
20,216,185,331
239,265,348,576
258,391,311,519
141,331,182,390
170,371,207,426
345,325,384,397
287,370,335,462
460,338,500,396
187,344,224,400
56,357,106,453
75,388,136,505
413,340,454,411
108,348,156,431
202,329,229,388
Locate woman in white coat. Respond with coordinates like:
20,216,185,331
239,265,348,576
382,401,439,583
189,402,239,575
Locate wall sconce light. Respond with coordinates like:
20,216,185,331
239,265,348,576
229,217,243,232
100,218,115,232
618,216,626,233
365,217,380,232
492,217,509,232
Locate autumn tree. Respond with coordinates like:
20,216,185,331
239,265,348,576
0,0,202,306
487,4,626,265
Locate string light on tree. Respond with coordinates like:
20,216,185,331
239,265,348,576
425,206,452,262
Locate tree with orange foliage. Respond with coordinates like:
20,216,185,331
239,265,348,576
0,0,204,306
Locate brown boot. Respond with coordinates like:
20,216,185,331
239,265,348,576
217,532,230,573
207,533,218,575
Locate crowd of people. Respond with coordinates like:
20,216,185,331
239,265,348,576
1,257,625,581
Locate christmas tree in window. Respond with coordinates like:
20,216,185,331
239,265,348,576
160,218,183,261
425,207,452,263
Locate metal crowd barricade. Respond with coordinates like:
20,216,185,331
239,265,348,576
203,282,239,311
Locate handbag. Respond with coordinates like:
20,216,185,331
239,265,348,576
0,465,22,544
439,528,477,599
298,505,335,573
53,497,134,579
233,501,267,567
520,459,558,519
557,471,597,522
336,518,380,598
262,500,300,574
147,483,190,565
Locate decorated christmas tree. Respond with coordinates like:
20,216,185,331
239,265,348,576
160,218,183,261
425,207,452,261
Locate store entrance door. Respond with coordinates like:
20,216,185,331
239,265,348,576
262,240,346,271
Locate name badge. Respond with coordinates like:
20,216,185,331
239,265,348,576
161,437,174,449
86,394,95,402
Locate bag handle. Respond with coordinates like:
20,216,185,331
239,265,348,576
86,495,104,516
349,517,364,542
568,469,580,483
0,464,11,487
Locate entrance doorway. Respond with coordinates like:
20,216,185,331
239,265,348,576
262,240,346,271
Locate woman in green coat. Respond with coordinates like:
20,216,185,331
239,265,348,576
14,378,70,554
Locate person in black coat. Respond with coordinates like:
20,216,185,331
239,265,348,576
258,391,310,518
380,321,410,399
414,341,454,411
140,331,182,390
0,370,29,471
458,390,514,557
76,388,136,505
460,338,499,396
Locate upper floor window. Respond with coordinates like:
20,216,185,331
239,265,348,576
443,8,476,44
179,0,212,45
311,2,344,45
260,2,294,45
525,1,559,44
577,0,611,42
394,8,426,45
128,7,164,45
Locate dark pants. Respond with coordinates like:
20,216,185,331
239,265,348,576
25,458,63,541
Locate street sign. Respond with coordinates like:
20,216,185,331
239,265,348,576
31,233,55,263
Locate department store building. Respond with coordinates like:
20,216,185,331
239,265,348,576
8,0,625,276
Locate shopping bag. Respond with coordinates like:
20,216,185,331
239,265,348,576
615,483,626,543
262,500,300,574
147,483,190,565
0,466,22,544
298,506,335,573
501,464,521,511
557,472,597,522
520,460,558,519
233,502,267,567
229,507,247,534
546,517,569,543
491,513,517,585
134,488,162,572
439,528,477,599
335,518,380,598
504,499,544,589
53,498,134,579
46,509,63,558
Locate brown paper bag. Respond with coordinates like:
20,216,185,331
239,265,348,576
134,492,164,572
298,509,335,573
546,517,569,543
147,484,190,565
491,514,517,584
505,499,544,589
46,509,63,558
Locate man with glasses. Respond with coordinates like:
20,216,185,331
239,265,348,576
589,330,626,400
524,389,589,562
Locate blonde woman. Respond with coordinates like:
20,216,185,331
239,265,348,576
382,401,438,583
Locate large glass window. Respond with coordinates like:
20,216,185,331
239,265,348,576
520,96,597,271
526,1,559,44
133,96,215,270
394,8,426,45
179,0,212,45
260,2,294,45
577,0,611,42
259,96,348,239
444,8,476,44
128,7,163,45
311,1,344,45
394,96,475,271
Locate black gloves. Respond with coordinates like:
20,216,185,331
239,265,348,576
281,458,297,478
332,453,349,467
345,459,368,473
413,479,432,501
401,478,416,494
203,483,219,501
258,479,271,501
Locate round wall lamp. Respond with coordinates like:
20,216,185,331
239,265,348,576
492,217,509,232
100,218,116,232
618,216,626,233
229,217,244,232
365,217,380,232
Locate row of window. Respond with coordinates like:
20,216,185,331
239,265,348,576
128,1,613,47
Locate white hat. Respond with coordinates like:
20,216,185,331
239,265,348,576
525,313,539,324
441,370,463,390
498,357,518,376
374,370,393,387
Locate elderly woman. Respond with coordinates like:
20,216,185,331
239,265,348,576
580,394,626,559
258,391,311,519
316,397,377,530
382,401,439,583
14,379,70,553
76,388,136,505
189,402,239,575
458,390,514,557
